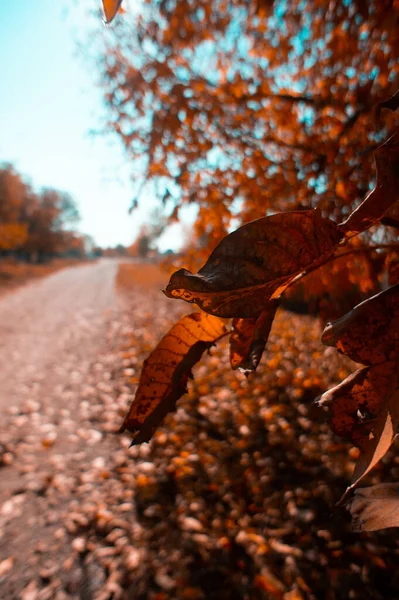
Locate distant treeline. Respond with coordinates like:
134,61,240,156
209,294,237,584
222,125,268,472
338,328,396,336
0,164,92,263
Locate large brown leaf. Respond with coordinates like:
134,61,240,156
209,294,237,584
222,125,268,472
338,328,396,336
339,132,399,234
320,285,399,498
319,369,399,500
348,482,399,532
164,209,342,318
120,312,226,444
321,283,399,366
316,363,397,451
230,301,278,374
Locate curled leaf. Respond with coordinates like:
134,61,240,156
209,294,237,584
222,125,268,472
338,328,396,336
230,301,278,374
348,482,399,532
120,312,226,444
316,363,396,451
348,386,399,496
102,0,123,24
320,286,399,498
339,132,399,234
164,209,341,318
321,283,399,365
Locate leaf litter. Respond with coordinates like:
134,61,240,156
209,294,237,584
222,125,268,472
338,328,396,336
0,267,399,599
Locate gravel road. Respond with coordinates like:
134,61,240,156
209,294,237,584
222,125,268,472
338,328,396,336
0,259,120,411
0,259,135,599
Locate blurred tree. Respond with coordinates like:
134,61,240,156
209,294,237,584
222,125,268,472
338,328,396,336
96,0,398,264
0,164,29,252
0,164,84,262
23,189,81,262
128,210,167,258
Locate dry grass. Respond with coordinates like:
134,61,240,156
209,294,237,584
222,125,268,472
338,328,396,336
0,258,89,295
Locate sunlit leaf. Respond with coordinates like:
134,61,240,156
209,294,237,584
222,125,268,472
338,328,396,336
102,0,123,24
230,301,278,373
348,482,399,531
339,132,399,234
164,209,342,318
120,312,227,444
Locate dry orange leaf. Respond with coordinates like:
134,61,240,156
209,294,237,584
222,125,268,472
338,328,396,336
319,285,399,501
230,301,278,373
316,362,398,454
102,0,123,24
164,209,341,318
321,283,399,365
348,482,399,532
339,131,399,234
120,312,226,444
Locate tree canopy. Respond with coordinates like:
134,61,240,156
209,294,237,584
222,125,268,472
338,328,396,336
96,0,398,260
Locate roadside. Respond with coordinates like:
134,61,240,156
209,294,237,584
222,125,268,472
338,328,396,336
0,259,91,297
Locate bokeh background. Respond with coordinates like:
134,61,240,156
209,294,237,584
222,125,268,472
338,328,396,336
0,1,398,599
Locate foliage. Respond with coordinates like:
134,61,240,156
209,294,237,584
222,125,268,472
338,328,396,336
0,164,84,262
120,131,399,531
97,0,398,267
100,1,399,531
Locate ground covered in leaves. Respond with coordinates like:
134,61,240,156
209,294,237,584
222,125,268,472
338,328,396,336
0,262,398,599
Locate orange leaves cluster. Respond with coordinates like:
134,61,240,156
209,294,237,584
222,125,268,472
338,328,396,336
0,223,28,251
98,0,399,285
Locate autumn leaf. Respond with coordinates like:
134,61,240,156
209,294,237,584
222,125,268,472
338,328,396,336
321,283,399,366
102,0,123,24
120,312,227,444
317,364,399,497
339,132,399,235
316,364,397,451
164,209,342,318
348,482,399,532
319,285,399,498
230,301,278,374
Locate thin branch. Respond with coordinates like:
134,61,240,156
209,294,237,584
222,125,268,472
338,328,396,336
283,243,399,293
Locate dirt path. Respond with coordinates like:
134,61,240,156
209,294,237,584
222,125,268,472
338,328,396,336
0,259,120,411
0,259,134,599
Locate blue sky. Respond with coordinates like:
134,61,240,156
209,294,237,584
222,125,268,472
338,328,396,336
0,0,184,250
